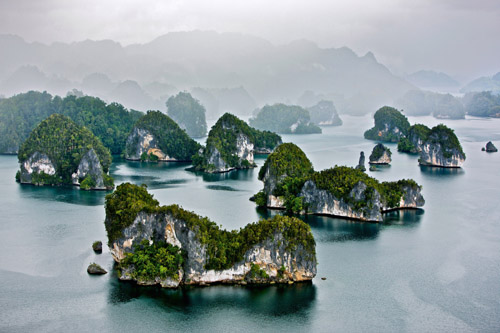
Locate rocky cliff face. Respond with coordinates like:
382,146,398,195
419,143,465,168
19,152,56,184
369,144,392,164
125,127,176,161
71,149,106,189
205,147,234,173
109,211,316,287
300,181,383,221
299,180,424,222
356,151,366,171
201,132,255,173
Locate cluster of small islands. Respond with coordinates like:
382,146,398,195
1,90,497,288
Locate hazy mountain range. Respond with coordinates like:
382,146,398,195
0,31,497,116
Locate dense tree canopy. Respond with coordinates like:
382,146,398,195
464,91,500,117
397,123,464,158
18,114,112,185
249,103,322,134
364,106,410,142
130,111,201,161
0,91,142,154
193,113,281,171
166,92,207,138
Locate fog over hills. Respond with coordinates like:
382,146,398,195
0,31,415,115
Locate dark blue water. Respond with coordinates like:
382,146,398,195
1,115,499,332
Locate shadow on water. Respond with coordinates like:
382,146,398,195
188,168,256,183
382,209,424,226
108,269,316,317
206,185,240,192
419,165,465,178
256,207,423,243
17,184,107,206
116,158,192,171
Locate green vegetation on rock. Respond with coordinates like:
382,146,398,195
250,104,322,134
369,143,391,162
258,143,314,182
255,143,421,214
105,183,315,270
131,111,201,161
426,124,465,158
18,114,112,186
120,239,185,281
0,91,142,154
364,106,410,142
397,124,431,153
166,92,207,138
193,113,281,171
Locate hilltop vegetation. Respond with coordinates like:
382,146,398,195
166,92,207,138
250,104,322,134
0,91,142,154
127,111,201,161
364,106,410,142
193,113,281,172
18,114,113,187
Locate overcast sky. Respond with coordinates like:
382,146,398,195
0,0,499,81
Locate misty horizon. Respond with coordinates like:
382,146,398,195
1,0,499,81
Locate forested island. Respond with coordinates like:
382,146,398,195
364,106,410,142
252,143,424,222
16,114,114,190
397,124,466,167
0,91,142,155
250,104,322,134
105,183,317,287
125,111,201,162
193,113,282,173
166,92,207,138
306,100,342,126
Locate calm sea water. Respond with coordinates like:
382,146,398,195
1,115,499,332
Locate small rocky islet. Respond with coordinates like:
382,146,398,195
482,141,497,152
369,143,392,165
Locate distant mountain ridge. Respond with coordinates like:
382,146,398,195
405,70,460,90
0,31,415,115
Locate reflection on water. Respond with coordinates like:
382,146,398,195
304,215,381,242
18,184,107,206
108,269,316,317
256,207,422,243
191,168,257,182
382,209,424,225
206,185,239,191
119,159,192,171
420,165,465,177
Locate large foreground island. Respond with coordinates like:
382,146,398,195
105,183,317,288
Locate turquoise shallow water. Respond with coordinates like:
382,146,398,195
1,115,499,332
